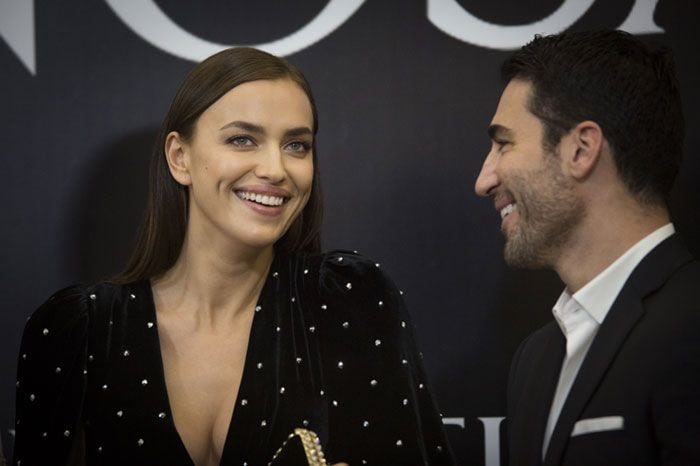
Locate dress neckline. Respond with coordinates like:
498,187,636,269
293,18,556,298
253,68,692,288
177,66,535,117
141,268,273,465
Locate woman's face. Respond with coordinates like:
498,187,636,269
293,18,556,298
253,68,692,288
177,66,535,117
166,78,315,253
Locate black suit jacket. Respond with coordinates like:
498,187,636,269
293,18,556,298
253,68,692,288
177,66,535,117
506,235,700,466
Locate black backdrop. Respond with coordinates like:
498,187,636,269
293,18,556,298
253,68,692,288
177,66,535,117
1,1,698,464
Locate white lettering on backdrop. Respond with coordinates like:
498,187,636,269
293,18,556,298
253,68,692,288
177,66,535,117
1,0,663,76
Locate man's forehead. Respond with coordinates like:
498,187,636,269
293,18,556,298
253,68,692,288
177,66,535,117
489,79,537,133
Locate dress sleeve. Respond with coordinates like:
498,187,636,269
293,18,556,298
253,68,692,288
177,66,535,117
13,286,90,466
317,251,455,465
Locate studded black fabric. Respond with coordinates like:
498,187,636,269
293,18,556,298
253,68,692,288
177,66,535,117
14,251,455,465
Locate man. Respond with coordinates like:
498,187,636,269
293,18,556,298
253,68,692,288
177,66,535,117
475,30,700,465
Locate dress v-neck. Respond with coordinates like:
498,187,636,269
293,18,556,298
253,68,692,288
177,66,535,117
144,273,271,466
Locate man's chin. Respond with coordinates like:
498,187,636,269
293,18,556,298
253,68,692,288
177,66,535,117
503,240,548,269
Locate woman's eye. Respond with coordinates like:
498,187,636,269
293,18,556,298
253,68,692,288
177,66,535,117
228,136,254,147
285,141,311,154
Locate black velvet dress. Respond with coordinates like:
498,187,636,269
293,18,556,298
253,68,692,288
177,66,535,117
13,251,455,465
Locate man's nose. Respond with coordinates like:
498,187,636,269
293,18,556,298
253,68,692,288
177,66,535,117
475,151,499,197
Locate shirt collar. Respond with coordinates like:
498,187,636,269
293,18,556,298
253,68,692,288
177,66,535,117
553,223,675,328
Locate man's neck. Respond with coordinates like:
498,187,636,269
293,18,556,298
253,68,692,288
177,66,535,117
554,202,669,293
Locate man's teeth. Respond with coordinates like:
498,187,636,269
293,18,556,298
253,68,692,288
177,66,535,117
500,203,516,219
237,191,285,206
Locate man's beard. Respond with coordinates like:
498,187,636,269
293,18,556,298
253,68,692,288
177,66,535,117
503,158,585,269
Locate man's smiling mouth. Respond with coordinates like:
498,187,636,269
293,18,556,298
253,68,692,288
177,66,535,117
500,203,517,219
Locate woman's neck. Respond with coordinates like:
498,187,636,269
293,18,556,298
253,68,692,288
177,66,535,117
152,234,274,330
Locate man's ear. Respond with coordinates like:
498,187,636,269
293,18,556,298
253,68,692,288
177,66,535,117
164,131,192,186
560,120,604,180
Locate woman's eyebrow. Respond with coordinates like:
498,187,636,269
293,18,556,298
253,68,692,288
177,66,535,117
219,120,265,133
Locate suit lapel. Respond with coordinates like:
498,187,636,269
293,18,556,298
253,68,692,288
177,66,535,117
511,325,565,466
542,235,694,466
543,290,644,466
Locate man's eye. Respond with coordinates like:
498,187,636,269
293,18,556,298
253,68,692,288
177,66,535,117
495,140,510,151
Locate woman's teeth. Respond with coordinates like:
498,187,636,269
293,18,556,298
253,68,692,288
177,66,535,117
237,191,285,207
500,203,516,219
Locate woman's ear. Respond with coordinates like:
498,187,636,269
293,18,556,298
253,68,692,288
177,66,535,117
165,131,192,186
560,120,604,180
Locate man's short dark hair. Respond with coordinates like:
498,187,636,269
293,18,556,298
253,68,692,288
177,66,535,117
502,29,684,205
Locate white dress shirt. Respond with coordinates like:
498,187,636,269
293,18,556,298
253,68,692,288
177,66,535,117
541,223,675,458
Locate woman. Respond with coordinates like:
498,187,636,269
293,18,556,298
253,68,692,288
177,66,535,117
13,48,454,466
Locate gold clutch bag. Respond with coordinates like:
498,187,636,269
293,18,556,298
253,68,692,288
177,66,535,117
268,428,327,466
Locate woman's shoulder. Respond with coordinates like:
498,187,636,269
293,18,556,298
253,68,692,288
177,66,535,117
27,281,139,331
293,249,392,291
291,250,405,318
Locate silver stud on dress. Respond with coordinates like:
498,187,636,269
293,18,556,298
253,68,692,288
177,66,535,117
55,367,61,374
345,282,352,290
129,294,136,299
337,361,344,369
363,421,369,427
279,387,285,394
158,412,166,419
64,430,71,437
116,410,123,417
321,304,327,310
123,350,130,357
101,384,108,391
374,339,382,346
303,268,309,274
257,362,263,369
296,357,302,364
241,399,248,406
396,440,403,447
332,400,339,407
255,305,261,312
147,322,154,328
302,419,309,427
42,328,49,336
291,297,295,302
137,438,144,446
370,379,378,387
261,420,267,427
309,326,315,333
337,257,343,262
378,301,384,307
141,379,148,386
342,321,349,329
29,394,35,402
403,398,409,406
89,294,96,300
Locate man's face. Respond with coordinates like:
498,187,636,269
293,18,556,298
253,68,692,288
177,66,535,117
474,79,584,268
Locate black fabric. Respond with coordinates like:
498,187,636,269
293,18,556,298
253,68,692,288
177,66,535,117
506,235,700,466
13,251,455,465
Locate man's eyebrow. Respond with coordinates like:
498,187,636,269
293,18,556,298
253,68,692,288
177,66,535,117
219,120,265,133
488,124,514,140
